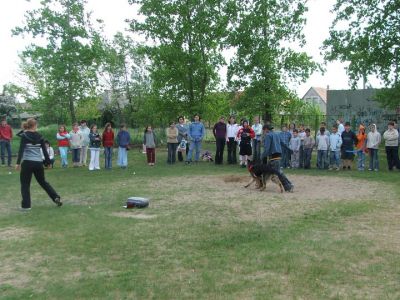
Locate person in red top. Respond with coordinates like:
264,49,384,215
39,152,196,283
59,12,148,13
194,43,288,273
0,118,13,167
56,125,71,168
102,123,115,169
237,120,255,167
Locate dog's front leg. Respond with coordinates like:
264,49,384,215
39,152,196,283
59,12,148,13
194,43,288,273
244,177,255,188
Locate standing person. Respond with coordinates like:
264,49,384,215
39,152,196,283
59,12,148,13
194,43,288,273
289,129,301,168
279,125,291,169
40,140,55,168
317,121,330,137
251,116,263,162
341,122,358,170
56,125,70,168
367,123,381,171
144,125,157,166
316,127,329,169
237,120,255,167
117,124,130,169
303,128,315,169
69,123,83,167
298,125,306,168
166,122,179,164
355,124,367,171
186,114,205,164
226,116,239,164
79,120,90,167
102,123,114,170
88,124,101,171
337,118,345,135
15,118,62,210
383,121,400,171
329,125,342,171
0,118,13,167
289,123,296,137
177,116,188,162
213,116,227,165
261,124,294,192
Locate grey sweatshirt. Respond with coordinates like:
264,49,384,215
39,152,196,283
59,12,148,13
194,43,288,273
17,131,50,164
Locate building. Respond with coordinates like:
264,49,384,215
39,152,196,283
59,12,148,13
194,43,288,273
301,87,327,113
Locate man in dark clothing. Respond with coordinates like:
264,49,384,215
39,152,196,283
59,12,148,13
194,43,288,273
213,116,227,164
262,124,294,192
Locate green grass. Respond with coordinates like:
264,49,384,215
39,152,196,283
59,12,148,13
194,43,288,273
1,145,400,299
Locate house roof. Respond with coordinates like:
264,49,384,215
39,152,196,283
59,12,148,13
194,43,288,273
302,87,327,103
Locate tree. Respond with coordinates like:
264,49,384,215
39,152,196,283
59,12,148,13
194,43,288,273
129,0,236,115
97,32,153,127
13,0,100,123
323,0,400,108
0,86,17,117
228,0,318,123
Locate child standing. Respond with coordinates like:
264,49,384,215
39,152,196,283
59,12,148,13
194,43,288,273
237,120,255,167
279,125,291,168
298,125,306,168
367,124,381,171
143,125,157,166
329,125,342,170
41,140,55,168
102,123,114,170
117,124,130,169
341,122,358,170
166,122,179,164
289,129,300,168
316,127,329,169
302,128,315,169
89,124,101,171
383,121,400,171
56,125,70,168
69,123,83,167
355,124,367,171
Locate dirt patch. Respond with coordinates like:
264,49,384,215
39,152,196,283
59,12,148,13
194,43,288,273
110,211,157,219
0,226,31,241
148,175,394,223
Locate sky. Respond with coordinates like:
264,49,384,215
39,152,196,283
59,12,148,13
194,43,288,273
0,0,381,99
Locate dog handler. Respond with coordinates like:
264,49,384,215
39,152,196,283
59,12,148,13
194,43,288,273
15,118,62,210
261,124,294,192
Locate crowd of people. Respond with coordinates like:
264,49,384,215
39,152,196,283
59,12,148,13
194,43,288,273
4,114,400,210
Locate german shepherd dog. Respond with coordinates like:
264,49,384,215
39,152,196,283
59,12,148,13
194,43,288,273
244,160,284,193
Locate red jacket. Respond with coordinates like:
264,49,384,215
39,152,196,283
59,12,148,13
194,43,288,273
57,131,70,147
237,126,255,140
102,130,115,147
0,124,13,141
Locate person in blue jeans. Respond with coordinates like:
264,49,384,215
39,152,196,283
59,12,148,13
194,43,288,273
186,114,205,164
279,125,291,168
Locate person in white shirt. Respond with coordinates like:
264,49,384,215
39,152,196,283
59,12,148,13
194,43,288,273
40,140,55,168
251,116,263,162
337,118,345,135
226,116,239,164
79,120,90,166
367,123,381,171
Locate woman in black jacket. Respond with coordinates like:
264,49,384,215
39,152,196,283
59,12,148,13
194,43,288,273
15,118,62,210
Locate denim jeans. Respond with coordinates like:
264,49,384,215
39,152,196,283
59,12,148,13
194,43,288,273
357,150,365,170
167,143,178,163
281,145,290,168
118,147,128,167
368,148,379,170
317,150,328,169
72,148,80,163
252,139,261,162
329,150,341,168
187,139,202,162
104,147,113,169
303,148,313,169
0,140,12,166
291,151,299,168
59,147,69,167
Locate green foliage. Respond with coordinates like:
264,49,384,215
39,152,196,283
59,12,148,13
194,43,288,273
129,0,236,115
0,86,17,117
323,0,400,108
228,0,318,122
13,0,101,122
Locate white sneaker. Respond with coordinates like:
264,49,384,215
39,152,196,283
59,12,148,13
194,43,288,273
20,207,31,212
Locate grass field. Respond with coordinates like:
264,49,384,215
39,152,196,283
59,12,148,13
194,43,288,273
1,145,399,299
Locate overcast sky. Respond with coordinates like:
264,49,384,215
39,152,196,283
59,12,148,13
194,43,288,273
0,0,381,98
